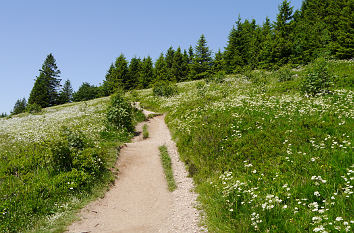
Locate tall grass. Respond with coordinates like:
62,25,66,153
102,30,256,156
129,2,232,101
136,60,353,232
159,145,177,192
0,96,144,232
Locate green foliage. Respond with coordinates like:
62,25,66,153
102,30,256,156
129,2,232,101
142,124,149,139
153,81,178,97
190,34,213,80
276,65,294,82
28,53,61,107
139,56,154,88
106,93,134,132
159,145,177,192
139,60,353,232
73,82,99,102
301,58,334,96
0,112,8,118
58,79,73,104
11,98,27,115
26,103,42,114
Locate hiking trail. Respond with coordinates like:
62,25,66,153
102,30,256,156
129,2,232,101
67,109,205,233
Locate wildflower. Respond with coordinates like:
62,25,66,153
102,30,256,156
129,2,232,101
283,205,287,209
314,191,320,197
335,217,343,221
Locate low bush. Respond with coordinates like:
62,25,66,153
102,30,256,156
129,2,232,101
153,81,178,97
106,93,134,132
301,58,334,96
276,65,293,82
26,103,42,113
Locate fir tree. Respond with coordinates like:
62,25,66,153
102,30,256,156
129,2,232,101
114,54,129,90
11,98,27,115
28,54,61,107
139,56,154,88
102,63,116,95
172,47,188,82
213,49,224,73
191,34,212,79
154,53,168,83
58,80,73,104
272,0,294,66
128,57,141,89
165,46,175,81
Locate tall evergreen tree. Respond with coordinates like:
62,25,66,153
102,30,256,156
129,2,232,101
190,34,213,79
11,98,27,115
154,53,168,83
114,54,129,90
28,54,61,107
102,63,116,95
224,17,245,73
165,46,175,81
172,47,189,82
128,57,141,89
139,56,154,88
272,0,294,66
58,80,73,104
213,49,224,73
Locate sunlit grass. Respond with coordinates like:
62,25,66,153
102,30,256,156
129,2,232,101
135,60,354,232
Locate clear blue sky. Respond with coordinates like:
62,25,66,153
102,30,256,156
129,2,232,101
0,0,303,114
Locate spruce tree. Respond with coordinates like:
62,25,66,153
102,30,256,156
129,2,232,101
139,56,154,88
58,80,73,104
28,54,61,107
172,47,187,82
113,54,129,91
272,0,294,66
102,63,116,95
213,49,224,73
165,47,175,81
154,53,168,83
11,98,27,115
191,34,212,79
128,57,141,89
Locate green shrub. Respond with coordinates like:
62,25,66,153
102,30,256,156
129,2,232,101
276,65,293,82
106,93,134,132
206,71,226,83
26,103,42,113
153,81,178,97
301,58,334,96
142,124,149,139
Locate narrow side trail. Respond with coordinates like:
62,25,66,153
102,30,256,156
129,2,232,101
67,112,204,233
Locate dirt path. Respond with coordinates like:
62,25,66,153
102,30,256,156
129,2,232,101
66,112,204,233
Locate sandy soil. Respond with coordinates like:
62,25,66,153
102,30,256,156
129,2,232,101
66,111,204,233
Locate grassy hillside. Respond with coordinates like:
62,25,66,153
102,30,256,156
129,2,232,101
0,97,144,232
134,60,353,232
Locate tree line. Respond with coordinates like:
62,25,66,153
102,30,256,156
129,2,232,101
9,0,353,115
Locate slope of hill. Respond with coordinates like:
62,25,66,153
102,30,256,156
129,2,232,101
135,60,353,232
0,97,144,232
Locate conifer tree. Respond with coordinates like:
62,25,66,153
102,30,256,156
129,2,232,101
190,34,212,79
172,47,188,82
102,63,116,95
188,45,194,64
28,54,61,107
58,80,73,104
224,17,245,73
154,53,168,83
139,56,154,88
11,98,27,115
165,46,175,81
114,54,129,90
128,57,141,89
213,49,224,73
272,0,294,66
